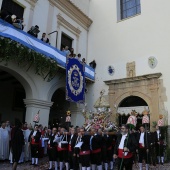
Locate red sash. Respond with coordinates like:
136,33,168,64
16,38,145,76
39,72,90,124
107,146,112,150
68,144,72,152
31,138,39,145
118,149,133,158
91,148,101,154
139,143,145,148
57,146,68,151
79,150,90,155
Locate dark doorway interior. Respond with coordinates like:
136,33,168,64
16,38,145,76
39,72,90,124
1,0,24,18
49,88,70,128
60,32,73,51
118,96,148,129
0,69,26,124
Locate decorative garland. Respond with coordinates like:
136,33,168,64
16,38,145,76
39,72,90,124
0,36,59,81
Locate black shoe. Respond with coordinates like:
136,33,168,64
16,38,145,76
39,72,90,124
161,162,164,165
34,164,39,166
30,163,35,165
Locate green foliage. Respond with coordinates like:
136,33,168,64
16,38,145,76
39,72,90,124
152,121,157,128
0,36,59,81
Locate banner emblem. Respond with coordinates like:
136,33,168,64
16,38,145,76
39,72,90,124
68,64,83,96
66,57,85,103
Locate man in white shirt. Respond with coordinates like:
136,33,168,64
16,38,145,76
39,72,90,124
137,125,151,170
113,124,137,170
0,121,9,160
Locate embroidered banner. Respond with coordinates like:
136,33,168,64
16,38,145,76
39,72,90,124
66,57,85,103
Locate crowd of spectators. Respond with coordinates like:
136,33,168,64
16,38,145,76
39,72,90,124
0,10,96,69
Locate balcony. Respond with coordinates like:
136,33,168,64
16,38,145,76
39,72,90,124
0,19,95,81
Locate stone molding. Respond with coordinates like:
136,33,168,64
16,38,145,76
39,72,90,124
24,99,53,110
104,73,166,131
25,0,38,8
126,61,136,78
49,0,93,30
57,13,81,37
105,73,162,85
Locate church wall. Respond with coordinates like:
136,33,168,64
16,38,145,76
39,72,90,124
87,0,170,124
0,0,91,127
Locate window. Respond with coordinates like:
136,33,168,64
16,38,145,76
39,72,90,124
60,32,73,51
1,0,24,18
120,0,141,20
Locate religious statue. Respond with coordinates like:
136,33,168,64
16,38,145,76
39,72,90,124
157,114,164,127
142,110,150,129
65,111,71,122
126,110,137,129
33,110,40,123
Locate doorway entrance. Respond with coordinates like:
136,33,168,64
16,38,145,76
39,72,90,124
49,88,70,128
117,96,148,129
0,69,26,124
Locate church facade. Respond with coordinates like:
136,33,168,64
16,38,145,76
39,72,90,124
0,0,170,137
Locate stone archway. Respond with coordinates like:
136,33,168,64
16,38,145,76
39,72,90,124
104,73,166,130
0,63,35,123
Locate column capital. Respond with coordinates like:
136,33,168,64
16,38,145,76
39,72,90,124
24,99,53,110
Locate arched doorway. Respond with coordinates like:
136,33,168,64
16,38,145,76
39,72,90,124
49,88,70,127
117,96,149,129
0,69,26,124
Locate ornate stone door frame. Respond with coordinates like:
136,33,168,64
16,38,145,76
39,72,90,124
104,73,164,130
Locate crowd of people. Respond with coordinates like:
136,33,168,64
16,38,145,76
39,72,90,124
0,10,96,70
0,119,167,170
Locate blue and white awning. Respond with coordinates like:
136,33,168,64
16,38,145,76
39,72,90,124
0,19,95,81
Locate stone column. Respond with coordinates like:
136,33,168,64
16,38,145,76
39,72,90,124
108,87,117,124
27,6,34,30
0,0,3,8
149,83,159,131
24,99,53,127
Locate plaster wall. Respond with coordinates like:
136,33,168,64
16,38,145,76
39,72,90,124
87,0,170,124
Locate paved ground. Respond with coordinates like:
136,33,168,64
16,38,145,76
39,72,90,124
0,157,170,170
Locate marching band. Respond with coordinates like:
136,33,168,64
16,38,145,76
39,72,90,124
40,125,166,170
17,110,166,170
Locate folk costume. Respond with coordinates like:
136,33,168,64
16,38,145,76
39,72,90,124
90,133,102,170
114,133,137,170
137,131,151,170
28,129,41,165
102,134,114,170
79,135,91,170
155,115,165,165
47,134,58,170
57,134,69,170
68,133,78,170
